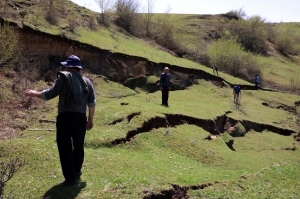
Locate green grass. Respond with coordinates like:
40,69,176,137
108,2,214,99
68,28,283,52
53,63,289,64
2,75,300,199
2,2,300,198
258,55,300,88
190,161,300,198
4,1,251,86
154,14,227,51
4,0,300,89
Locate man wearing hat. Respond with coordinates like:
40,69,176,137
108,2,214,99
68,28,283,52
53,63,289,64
160,67,171,106
25,55,96,186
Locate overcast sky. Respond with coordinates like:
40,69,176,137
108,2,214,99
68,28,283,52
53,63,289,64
70,0,300,23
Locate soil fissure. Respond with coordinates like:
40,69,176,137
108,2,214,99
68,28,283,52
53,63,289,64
111,112,296,146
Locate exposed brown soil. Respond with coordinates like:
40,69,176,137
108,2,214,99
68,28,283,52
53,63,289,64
112,116,167,144
281,146,297,151
294,132,300,143
143,183,214,199
108,118,124,125
0,94,47,140
262,102,297,114
109,112,141,126
127,112,141,123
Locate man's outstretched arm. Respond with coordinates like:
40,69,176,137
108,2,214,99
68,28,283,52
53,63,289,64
24,89,42,99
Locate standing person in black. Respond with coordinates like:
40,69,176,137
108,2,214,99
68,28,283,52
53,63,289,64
233,84,241,104
24,55,96,186
213,64,219,76
160,67,171,106
254,74,260,89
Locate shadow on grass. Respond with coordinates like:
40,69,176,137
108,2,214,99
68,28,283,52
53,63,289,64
43,181,87,199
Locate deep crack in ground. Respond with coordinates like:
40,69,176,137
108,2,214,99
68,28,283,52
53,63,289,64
262,101,297,114
143,182,215,199
111,112,297,149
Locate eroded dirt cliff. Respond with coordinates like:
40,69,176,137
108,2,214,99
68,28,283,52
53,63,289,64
15,25,249,90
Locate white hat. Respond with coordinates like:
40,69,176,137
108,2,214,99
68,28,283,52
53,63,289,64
164,67,169,70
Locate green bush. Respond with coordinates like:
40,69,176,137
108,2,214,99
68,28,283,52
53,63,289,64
0,23,18,69
207,38,261,81
265,23,277,43
45,8,58,25
114,0,140,34
228,16,268,54
43,0,67,26
149,13,182,53
274,29,300,56
290,73,300,91
95,0,113,26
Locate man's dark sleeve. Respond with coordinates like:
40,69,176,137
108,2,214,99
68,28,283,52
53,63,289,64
41,76,63,100
86,78,96,107
159,74,164,87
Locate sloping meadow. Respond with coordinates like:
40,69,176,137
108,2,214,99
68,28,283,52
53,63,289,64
2,75,300,198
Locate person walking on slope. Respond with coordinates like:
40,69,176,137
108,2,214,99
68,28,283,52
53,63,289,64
24,55,96,186
233,84,241,104
213,64,219,76
160,67,171,107
254,74,260,89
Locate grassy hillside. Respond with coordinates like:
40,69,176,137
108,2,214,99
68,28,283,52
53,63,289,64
2,75,300,198
1,0,300,198
2,0,300,90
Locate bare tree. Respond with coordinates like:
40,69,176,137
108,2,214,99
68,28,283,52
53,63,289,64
114,0,140,33
225,8,246,20
95,0,112,25
0,158,26,198
145,0,155,36
41,0,66,25
13,47,41,93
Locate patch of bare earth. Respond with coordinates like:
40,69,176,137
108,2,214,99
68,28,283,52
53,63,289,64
143,183,215,199
0,97,43,140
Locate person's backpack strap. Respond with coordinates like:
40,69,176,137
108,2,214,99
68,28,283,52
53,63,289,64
57,71,72,106
57,71,89,105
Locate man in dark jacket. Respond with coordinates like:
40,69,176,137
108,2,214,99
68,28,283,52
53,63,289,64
24,55,96,186
160,67,171,106
213,64,219,76
233,84,241,104
254,74,260,89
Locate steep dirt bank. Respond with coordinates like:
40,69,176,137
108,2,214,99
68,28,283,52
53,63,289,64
14,24,258,90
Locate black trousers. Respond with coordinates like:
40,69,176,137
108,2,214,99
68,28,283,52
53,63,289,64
56,112,87,181
162,86,169,105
